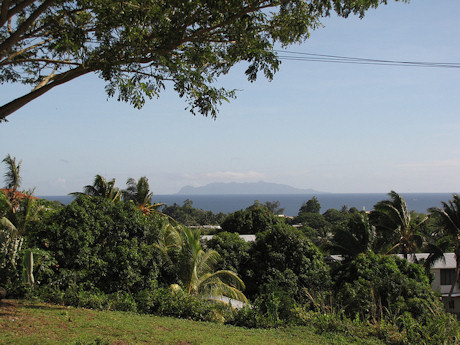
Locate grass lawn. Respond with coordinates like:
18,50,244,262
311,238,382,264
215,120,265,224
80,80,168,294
0,300,384,345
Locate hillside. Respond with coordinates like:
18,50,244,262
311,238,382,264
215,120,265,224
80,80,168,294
0,300,383,345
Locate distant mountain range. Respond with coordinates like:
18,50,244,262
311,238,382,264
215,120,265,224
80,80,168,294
176,182,325,195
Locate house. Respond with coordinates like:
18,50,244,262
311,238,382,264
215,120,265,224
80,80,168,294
409,253,460,318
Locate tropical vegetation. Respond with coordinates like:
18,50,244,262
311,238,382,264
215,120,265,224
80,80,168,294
1,154,460,344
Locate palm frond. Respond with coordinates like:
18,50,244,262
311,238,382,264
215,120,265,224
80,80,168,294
2,154,22,191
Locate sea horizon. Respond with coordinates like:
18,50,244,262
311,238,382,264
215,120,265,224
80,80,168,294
39,192,458,217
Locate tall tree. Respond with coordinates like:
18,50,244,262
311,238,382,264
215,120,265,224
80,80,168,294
0,1,406,121
1,155,42,288
122,176,162,214
299,196,321,214
72,174,121,202
428,194,460,300
2,154,22,210
371,190,426,259
2,154,21,191
327,212,376,261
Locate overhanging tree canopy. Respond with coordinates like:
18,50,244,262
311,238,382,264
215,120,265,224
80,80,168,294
0,0,404,121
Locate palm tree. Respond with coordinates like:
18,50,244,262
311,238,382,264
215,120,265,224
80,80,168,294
327,212,377,261
2,154,22,191
1,155,42,285
428,194,460,299
0,189,42,270
122,176,163,214
71,174,121,202
179,227,247,303
156,225,247,304
2,154,22,210
371,190,426,259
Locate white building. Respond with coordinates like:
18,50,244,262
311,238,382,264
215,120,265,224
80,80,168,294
411,253,460,317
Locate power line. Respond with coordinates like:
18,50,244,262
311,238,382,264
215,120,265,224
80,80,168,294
274,50,460,69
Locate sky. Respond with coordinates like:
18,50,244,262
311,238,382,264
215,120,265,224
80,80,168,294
1,1,460,195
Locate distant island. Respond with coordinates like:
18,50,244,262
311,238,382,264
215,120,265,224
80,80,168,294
176,181,325,195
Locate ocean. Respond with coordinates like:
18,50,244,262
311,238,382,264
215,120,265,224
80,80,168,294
40,193,458,217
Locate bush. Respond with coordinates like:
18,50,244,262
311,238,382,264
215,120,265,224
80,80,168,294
135,287,219,321
26,195,162,294
220,202,282,234
243,224,331,303
204,231,250,273
333,252,439,322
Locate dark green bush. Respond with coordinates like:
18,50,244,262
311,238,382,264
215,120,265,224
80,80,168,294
220,202,282,234
333,252,438,321
204,231,250,273
243,224,331,303
27,195,162,294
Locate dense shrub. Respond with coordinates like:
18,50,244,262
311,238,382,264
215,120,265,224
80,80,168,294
243,224,331,305
333,252,439,322
220,202,282,234
204,231,250,273
135,287,229,322
27,195,162,294
160,199,226,226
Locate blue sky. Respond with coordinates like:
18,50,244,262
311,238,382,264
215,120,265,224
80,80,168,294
1,1,460,195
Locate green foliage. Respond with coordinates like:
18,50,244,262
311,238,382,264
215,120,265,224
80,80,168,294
135,287,221,321
333,252,441,323
33,284,138,312
2,154,22,190
264,201,285,215
0,155,44,295
370,191,426,258
220,202,283,234
327,212,377,260
205,231,251,273
323,208,348,226
161,199,226,226
428,194,460,297
299,197,321,214
27,195,162,294
71,175,121,202
244,224,330,304
1,0,400,120
157,226,247,303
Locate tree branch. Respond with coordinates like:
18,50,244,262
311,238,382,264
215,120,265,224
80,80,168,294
0,39,49,65
0,0,55,60
32,64,57,91
1,0,36,27
185,3,274,43
1,57,81,66
0,65,92,120
0,0,11,27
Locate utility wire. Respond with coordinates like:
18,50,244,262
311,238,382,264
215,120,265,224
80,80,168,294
274,50,460,69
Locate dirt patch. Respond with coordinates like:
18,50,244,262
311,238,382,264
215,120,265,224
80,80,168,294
0,299,22,322
0,299,71,339
0,299,19,316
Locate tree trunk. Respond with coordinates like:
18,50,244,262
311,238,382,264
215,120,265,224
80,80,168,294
0,66,91,120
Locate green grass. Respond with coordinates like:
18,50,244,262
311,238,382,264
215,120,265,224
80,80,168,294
0,300,384,345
